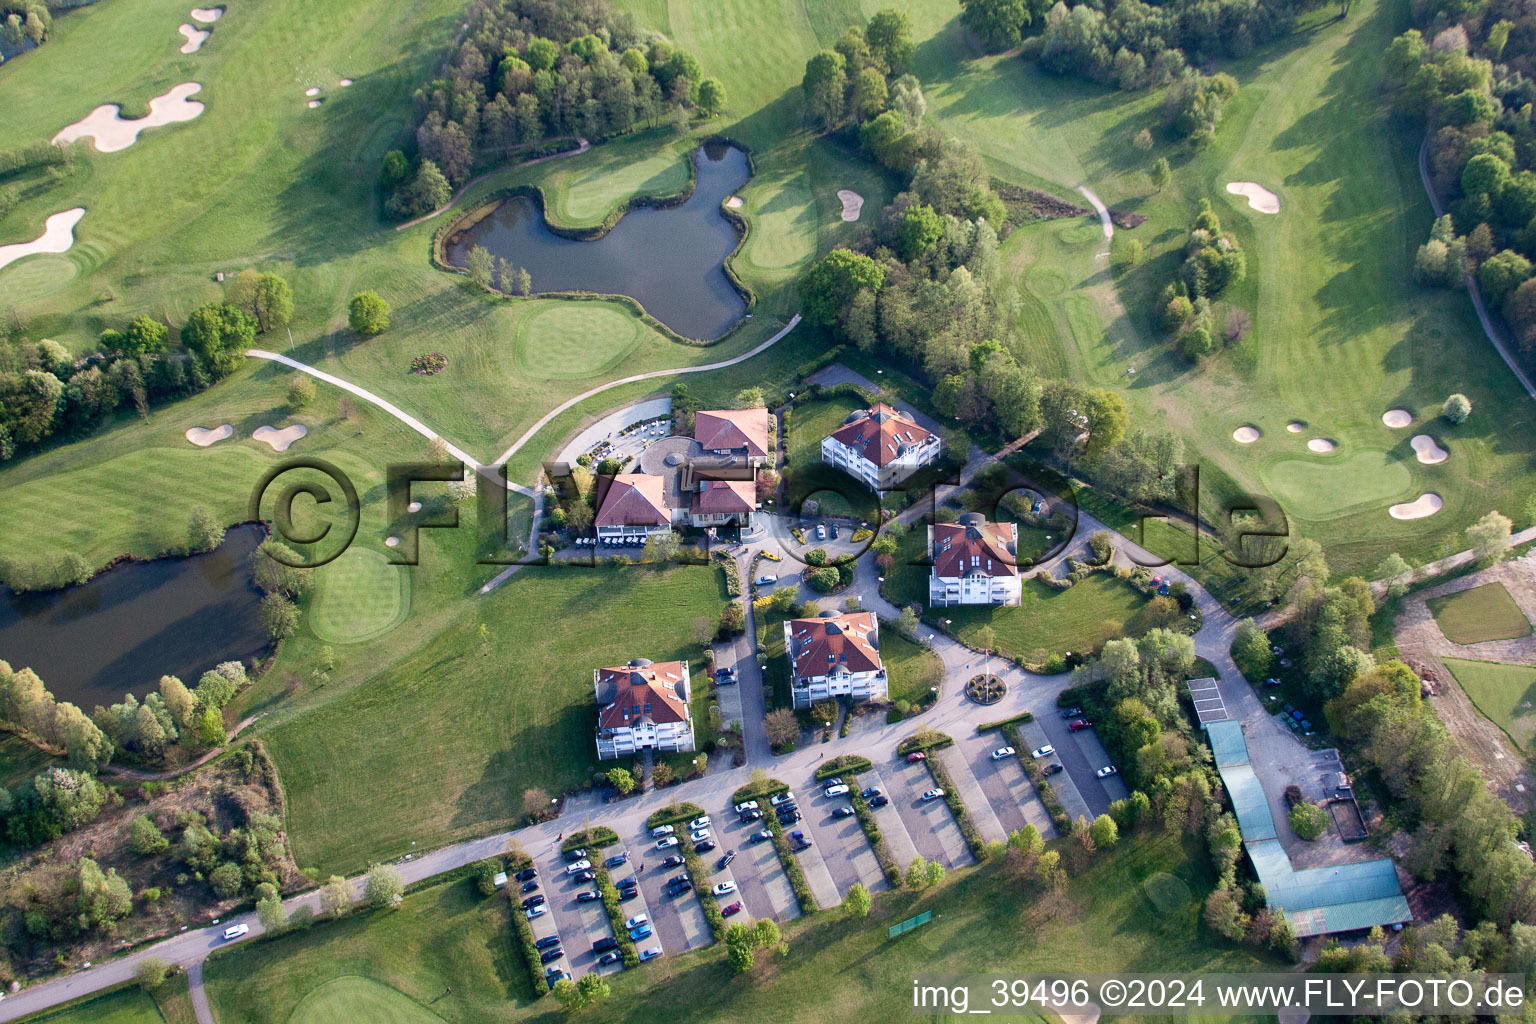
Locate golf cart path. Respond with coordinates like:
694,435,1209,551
104,716,259,781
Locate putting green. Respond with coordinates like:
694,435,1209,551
514,302,642,380
288,976,445,1024
309,548,410,644
1057,220,1105,246
0,253,78,302
740,172,817,271
1260,449,1413,520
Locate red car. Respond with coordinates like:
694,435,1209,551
1068,719,1093,732
722,901,744,917
906,751,927,763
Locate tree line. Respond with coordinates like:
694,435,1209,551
383,0,726,220
0,0,50,61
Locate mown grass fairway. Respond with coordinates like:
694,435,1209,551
1443,658,1536,749
309,549,410,645
1429,583,1533,644
289,977,447,1024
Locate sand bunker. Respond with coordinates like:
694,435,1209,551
1286,421,1304,433
836,189,864,222
307,100,321,109
252,424,307,451
1307,438,1337,454
407,501,422,513
384,535,400,548
0,207,84,274
305,87,320,97
1411,434,1448,464
184,424,232,447
190,7,222,21
54,83,204,153
1382,409,1412,428
1232,425,1261,444
339,78,354,87
1226,182,1280,214
724,195,743,209
1390,493,1443,520
178,24,209,52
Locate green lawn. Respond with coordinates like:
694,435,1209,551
881,628,943,705
205,829,1268,1024
203,875,526,1024
1443,658,1536,750
1429,583,1533,645
309,548,411,645
266,564,724,874
512,302,642,380
541,132,693,228
12,987,166,1024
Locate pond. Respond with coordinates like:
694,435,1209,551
445,141,749,340
0,524,268,710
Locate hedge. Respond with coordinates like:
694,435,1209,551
815,754,873,781
713,550,741,598
731,776,789,805
681,836,727,942
763,810,819,914
896,730,955,756
593,863,639,967
561,826,620,853
975,711,1035,733
850,789,901,887
923,755,988,862
506,885,550,996
1005,724,1072,834
647,801,706,831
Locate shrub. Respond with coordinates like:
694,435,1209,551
850,789,901,886
924,756,987,861
647,802,707,830
348,290,391,336
765,813,818,914
815,753,874,780
562,826,620,852
896,729,954,755
507,886,550,995
975,711,1034,733
681,838,728,941
1443,393,1471,424
806,566,840,592
594,864,639,966
1288,802,1329,840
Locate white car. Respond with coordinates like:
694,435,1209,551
824,784,850,798
625,914,649,930
769,791,795,807
221,923,249,941
754,575,776,586
990,746,1016,760
690,828,712,843
639,946,662,962
526,905,547,920
564,859,591,874
734,800,759,814
651,824,676,837
1031,745,1054,759
921,788,946,801
689,816,711,830
655,836,679,850
712,881,737,896
1097,765,1119,778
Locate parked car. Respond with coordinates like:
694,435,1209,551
695,839,717,854
526,905,546,920
669,874,690,887
770,792,796,807
222,923,249,942
823,776,844,787
861,786,881,798
1097,765,1119,778
1044,763,1064,775
597,950,623,966
625,914,649,930
714,666,735,679
605,852,628,868
689,816,711,831
869,794,889,808
573,870,595,884
540,947,564,964
777,809,802,824
535,935,561,951
816,524,826,540
830,523,839,539
563,848,587,863
514,868,538,882
667,881,692,897
824,784,850,798
661,854,685,868
1068,719,1093,732
718,850,737,869
921,788,945,801
593,937,619,954
754,574,777,586
639,947,662,962
789,829,812,851
749,829,773,843
651,824,675,837
1061,707,1083,718
1031,745,1054,758
990,746,1016,760
739,809,762,822
906,751,927,763
655,836,679,850
545,968,569,982
564,859,591,874
576,890,601,903
520,880,540,893
522,894,545,910
618,886,639,901
629,923,654,940
717,672,738,686
713,881,737,896
734,800,759,813
722,901,744,917
833,805,855,819
1264,677,1283,687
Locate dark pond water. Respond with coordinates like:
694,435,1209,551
446,141,749,340
0,524,267,710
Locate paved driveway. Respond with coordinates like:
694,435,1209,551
883,756,971,869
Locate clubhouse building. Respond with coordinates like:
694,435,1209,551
783,609,887,709
821,402,939,491
594,658,695,760
928,513,1022,607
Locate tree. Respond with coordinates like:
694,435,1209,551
1479,250,1532,304
1467,510,1513,566
348,291,391,336
365,862,405,909
319,874,351,916
209,861,245,898
726,924,756,972
187,505,225,553
1134,127,1154,150
697,77,727,116
551,977,580,1008
1374,553,1412,597
120,315,168,357
607,766,635,794
1442,392,1471,423
576,972,611,1007
734,386,766,408
641,529,681,563
514,266,532,296
925,859,945,886
1151,157,1171,192
135,956,171,991
251,273,294,333
960,0,1034,50
285,373,316,411
897,204,944,260
866,8,915,73
389,160,452,219
798,248,885,327
905,854,929,889
181,302,255,378
198,706,225,746
128,815,169,855
850,67,888,121
846,881,872,916
1090,813,1119,848
260,593,300,639
802,50,848,127
257,894,287,931
1288,802,1329,840
764,708,798,748
467,245,494,288
1230,620,1272,680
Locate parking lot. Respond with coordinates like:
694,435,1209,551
528,842,619,981
953,729,1060,839
880,755,973,869
797,777,889,894
858,766,922,871
716,811,799,921
629,830,712,956
1015,717,1093,821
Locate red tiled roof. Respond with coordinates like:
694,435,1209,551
827,403,934,467
691,478,756,514
932,518,1019,579
694,408,771,458
596,660,689,729
595,473,669,527
787,611,882,681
